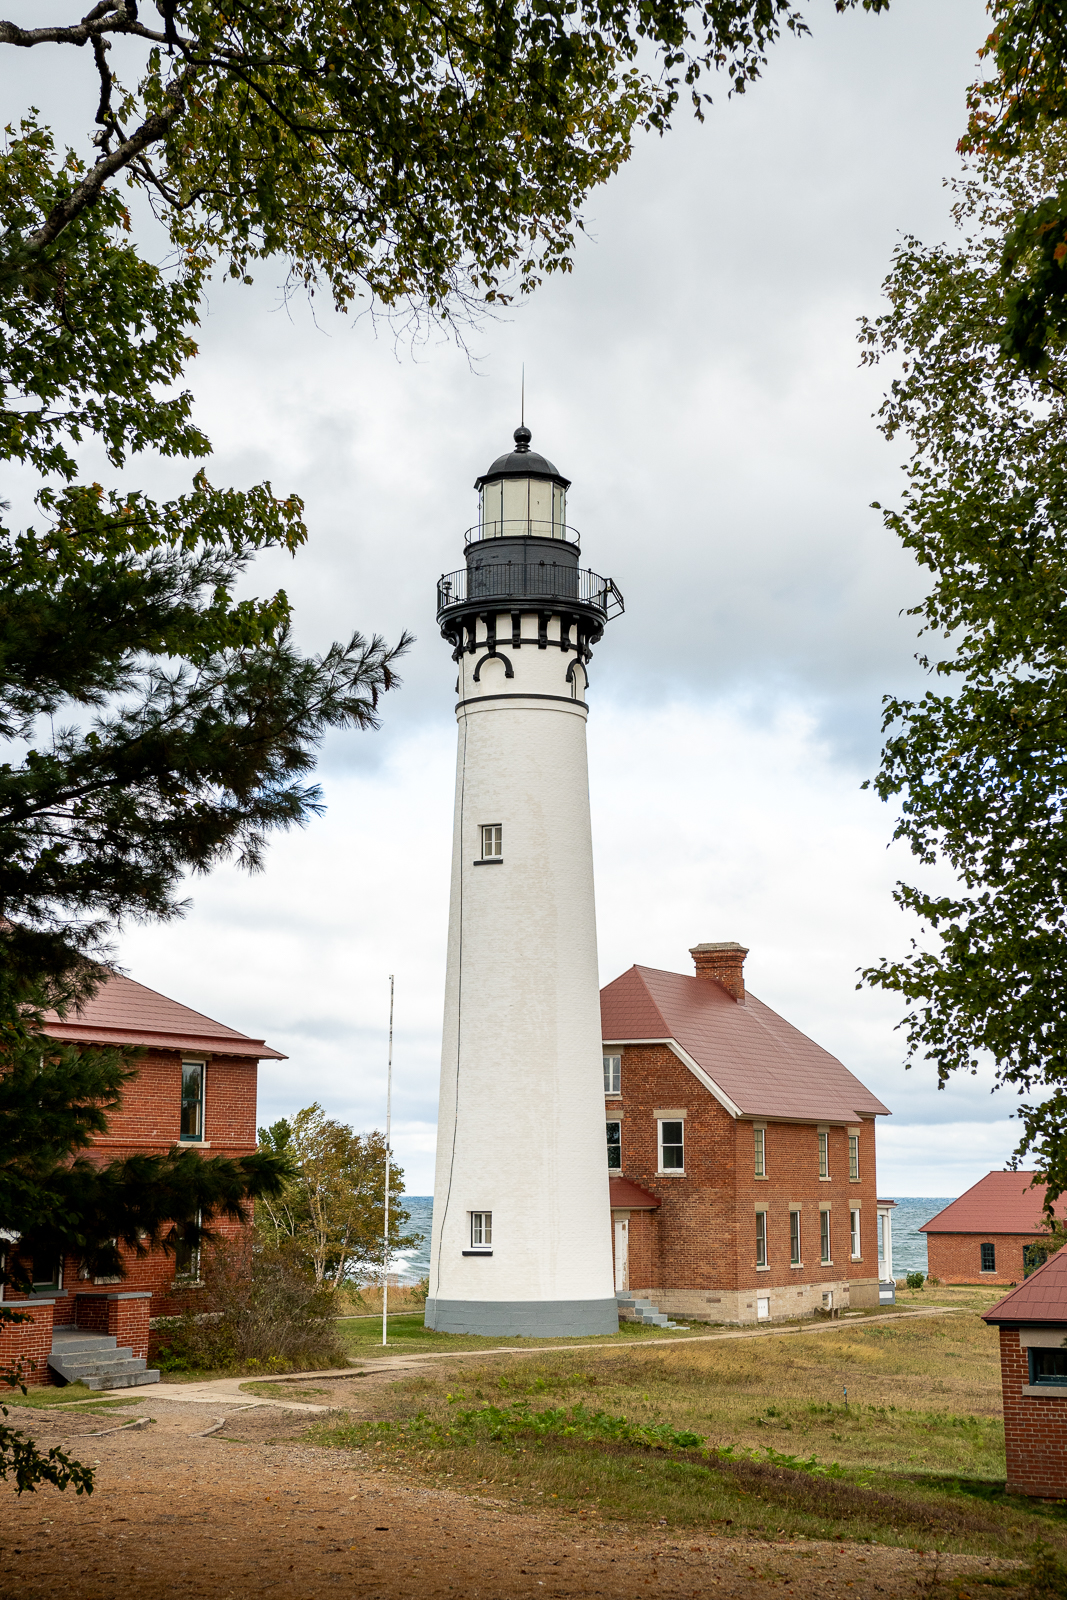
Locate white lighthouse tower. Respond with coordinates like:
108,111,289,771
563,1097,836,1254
425,425,624,1337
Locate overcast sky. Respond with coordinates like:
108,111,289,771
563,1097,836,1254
9,0,1020,1198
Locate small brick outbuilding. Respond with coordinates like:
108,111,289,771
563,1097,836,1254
601,942,891,1324
921,1172,1066,1286
984,1248,1067,1497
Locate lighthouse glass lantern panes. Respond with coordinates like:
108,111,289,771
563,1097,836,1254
981,1242,996,1272
754,1127,766,1178
755,1212,767,1268
849,1134,859,1180
658,1119,684,1171
818,1130,829,1179
606,1121,622,1170
470,1212,492,1249
1029,1348,1067,1385
820,1210,832,1264
790,1211,802,1265
480,823,502,859
850,1209,861,1259
603,1055,621,1095
181,1061,205,1141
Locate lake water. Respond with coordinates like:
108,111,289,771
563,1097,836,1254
390,1195,953,1283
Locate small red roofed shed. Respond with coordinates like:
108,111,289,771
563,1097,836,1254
921,1172,1066,1287
985,1249,1067,1496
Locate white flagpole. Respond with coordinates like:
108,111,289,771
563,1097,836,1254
382,974,394,1348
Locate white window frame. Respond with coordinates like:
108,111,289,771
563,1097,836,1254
470,1211,493,1250
606,1120,622,1172
754,1126,766,1179
755,1210,768,1268
850,1208,861,1260
818,1128,829,1180
603,1054,621,1096
820,1208,832,1265
848,1133,859,1182
789,1209,802,1267
657,1117,685,1174
480,823,503,859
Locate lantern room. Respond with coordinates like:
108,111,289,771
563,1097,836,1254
474,424,571,542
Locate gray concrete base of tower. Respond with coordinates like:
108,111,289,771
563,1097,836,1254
424,1297,619,1337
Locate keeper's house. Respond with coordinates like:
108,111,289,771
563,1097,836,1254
984,1248,1067,1497
921,1172,1066,1287
601,942,892,1324
0,971,283,1387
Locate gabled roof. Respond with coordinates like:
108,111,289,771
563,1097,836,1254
609,1176,661,1209
600,964,888,1123
43,971,285,1060
984,1246,1067,1325
920,1171,1065,1235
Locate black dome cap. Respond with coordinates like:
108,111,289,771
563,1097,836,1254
474,426,571,491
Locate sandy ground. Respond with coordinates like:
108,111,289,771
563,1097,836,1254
0,1396,1026,1599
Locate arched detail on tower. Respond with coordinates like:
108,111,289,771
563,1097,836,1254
565,657,588,696
472,650,514,683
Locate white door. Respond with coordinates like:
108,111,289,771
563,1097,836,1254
756,1296,770,1321
614,1218,629,1292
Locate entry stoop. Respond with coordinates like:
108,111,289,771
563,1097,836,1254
616,1294,681,1329
48,1328,160,1390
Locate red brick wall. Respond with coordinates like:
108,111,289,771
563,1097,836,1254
999,1325,1067,1497
93,1050,259,1155
0,1301,54,1388
610,1045,878,1295
927,1233,1041,1286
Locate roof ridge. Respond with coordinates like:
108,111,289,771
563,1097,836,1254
66,969,255,1041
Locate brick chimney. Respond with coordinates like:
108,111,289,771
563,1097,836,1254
690,941,749,1004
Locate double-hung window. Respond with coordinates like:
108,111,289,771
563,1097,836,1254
980,1241,996,1273
175,1213,201,1280
470,1212,493,1250
818,1129,829,1179
658,1119,684,1172
754,1127,766,1178
606,1121,622,1171
848,1134,859,1180
181,1061,205,1141
790,1210,802,1266
820,1209,832,1264
480,824,503,860
850,1208,861,1260
603,1055,621,1095
755,1211,768,1268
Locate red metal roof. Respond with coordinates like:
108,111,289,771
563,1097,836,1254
600,965,888,1123
42,971,285,1060
984,1245,1067,1325
609,1176,661,1209
920,1171,1065,1235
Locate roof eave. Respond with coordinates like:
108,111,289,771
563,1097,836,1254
42,1022,286,1061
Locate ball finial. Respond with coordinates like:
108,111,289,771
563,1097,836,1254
513,425,532,452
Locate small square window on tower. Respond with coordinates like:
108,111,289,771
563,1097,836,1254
603,1054,621,1095
470,1212,493,1249
480,823,502,859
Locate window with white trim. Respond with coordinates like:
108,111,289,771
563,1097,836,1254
471,1211,493,1249
606,1121,622,1171
755,1211,767,1268
818,1129,829,1179
658,1119,684,1172
850,1208,861,1260
849,1134,859,1181
480,824,503,859
603,1055,621,1095
754,1127,766,1178
820,1209,832,1264
181,1060,205,1142
790,1210,801,1266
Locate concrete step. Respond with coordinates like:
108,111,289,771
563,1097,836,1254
50,1349,141,1379
50,1334,119,1358
85,1369,160,1391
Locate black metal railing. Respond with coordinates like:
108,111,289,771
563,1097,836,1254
437,563,624,621
465,518,580,545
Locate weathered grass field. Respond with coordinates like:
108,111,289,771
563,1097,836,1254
305,1289,1067,1561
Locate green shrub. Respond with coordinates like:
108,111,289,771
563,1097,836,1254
153,1243,348,1374
905,1271,925,1290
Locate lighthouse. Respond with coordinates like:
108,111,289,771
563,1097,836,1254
425,425,625,1337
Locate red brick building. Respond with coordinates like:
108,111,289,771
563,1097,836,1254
921,1172,1066,1287
601,942,890,1324
1,971,283,1386
984,1248,1067,1497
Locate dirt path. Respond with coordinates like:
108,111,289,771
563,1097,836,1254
0,1399,1022,1599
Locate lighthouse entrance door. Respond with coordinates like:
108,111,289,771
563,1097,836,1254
613,1217,629,1292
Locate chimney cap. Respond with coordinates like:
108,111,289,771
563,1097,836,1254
690,941,749,954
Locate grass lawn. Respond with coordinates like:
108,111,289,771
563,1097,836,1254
2,1382,137,1412
309,1297,1067,1560
337,1311,714,1359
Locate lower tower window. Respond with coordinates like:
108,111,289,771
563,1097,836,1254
480,824,502,859
470,1212,493,1249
